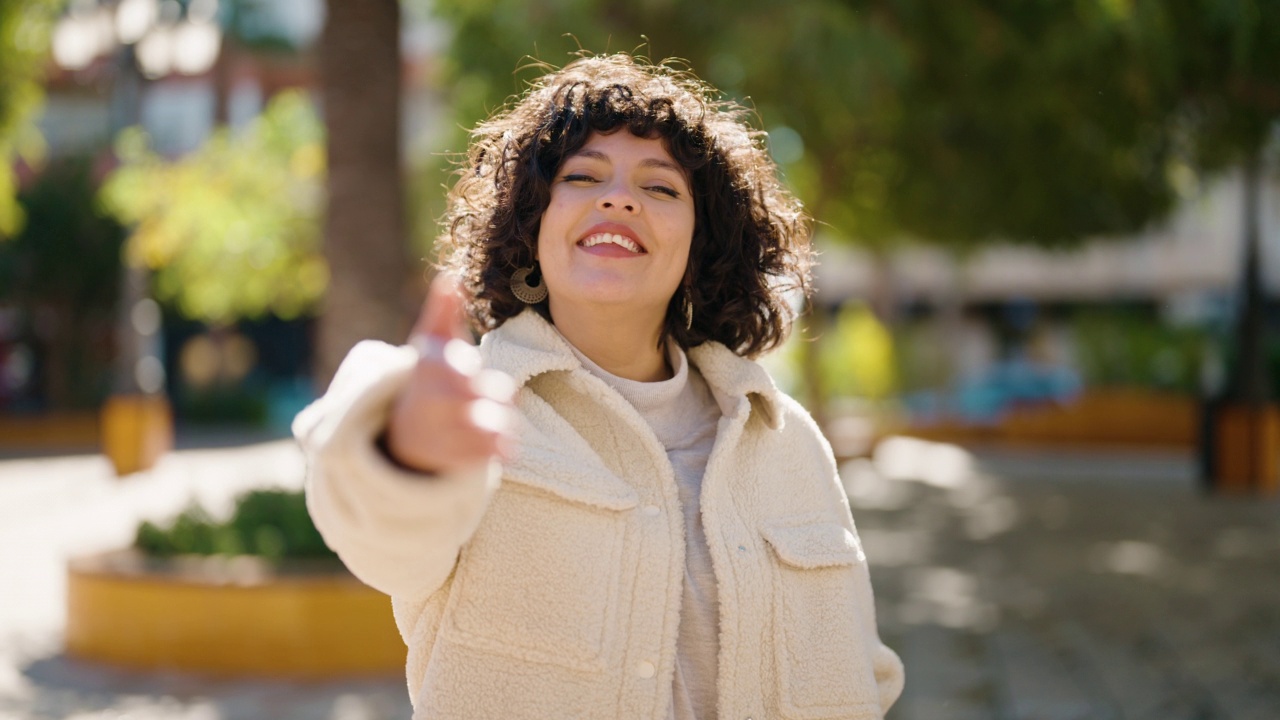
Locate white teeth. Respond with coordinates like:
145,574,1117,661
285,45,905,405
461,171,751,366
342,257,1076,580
581,233,642,253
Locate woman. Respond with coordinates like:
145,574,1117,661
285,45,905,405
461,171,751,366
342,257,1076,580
295,54,904,719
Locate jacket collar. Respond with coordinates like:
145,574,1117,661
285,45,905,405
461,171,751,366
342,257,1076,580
479,309,783,430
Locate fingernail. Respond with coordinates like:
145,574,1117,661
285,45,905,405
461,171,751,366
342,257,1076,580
473,370,517,403
409,333,445,359
442,338,482,375
468,398,511,433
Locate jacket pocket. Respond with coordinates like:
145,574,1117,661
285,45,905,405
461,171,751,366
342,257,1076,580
443,472,637,673
761,520,883,719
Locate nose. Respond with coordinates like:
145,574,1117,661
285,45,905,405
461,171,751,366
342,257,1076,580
596,182,639,214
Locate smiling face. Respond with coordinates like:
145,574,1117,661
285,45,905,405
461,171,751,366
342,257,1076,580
536,131,696,327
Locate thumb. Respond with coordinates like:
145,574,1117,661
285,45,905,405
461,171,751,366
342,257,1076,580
412,272,469,343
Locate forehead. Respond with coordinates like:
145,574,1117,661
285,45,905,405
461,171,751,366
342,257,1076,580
569,132,681,169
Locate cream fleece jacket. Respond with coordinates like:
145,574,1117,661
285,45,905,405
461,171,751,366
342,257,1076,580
295,309,905,720
568,340,723,720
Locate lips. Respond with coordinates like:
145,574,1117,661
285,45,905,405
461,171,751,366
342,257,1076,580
580,233,643,253
577,223,646,254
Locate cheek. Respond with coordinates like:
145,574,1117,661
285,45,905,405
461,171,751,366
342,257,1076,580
666,209,696,263
664,232,693,286
536,200,566,257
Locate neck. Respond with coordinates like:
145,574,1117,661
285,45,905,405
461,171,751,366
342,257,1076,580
548,301,671,382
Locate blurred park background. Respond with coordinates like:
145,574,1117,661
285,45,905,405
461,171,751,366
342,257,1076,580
0,1,1278,719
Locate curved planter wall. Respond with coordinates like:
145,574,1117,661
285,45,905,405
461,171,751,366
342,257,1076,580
66,551,405,678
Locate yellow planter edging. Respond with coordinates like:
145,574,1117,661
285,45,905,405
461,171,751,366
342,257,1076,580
100,395,173,476
0,411,99,449
1211,403,1280,496
898,388,1197,449
66,552,405,678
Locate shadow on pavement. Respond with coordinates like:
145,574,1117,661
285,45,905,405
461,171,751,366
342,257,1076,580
855,441,1280,720
9,653,412,720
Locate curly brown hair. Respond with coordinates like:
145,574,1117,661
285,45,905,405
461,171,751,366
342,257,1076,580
438,54,812,358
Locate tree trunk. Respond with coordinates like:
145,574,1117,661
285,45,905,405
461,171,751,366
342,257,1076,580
212,35,233,126
798,298,829,429
317,0,410,389
1227,151,1269,407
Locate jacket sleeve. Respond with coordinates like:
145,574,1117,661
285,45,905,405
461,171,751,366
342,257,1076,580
838,486,905,714
842,489,905,714
871,634,906,713
778,394,906,714
293,340,501,599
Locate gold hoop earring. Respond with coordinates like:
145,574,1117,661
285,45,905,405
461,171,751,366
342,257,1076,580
682,293,694,330
511,264,548,304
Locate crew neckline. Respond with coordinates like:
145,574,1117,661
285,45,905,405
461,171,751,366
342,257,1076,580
559,332,689,413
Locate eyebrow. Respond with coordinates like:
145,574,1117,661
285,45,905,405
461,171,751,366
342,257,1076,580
571,149,685,176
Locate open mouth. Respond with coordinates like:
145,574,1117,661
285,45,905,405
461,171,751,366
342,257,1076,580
578,233,646,254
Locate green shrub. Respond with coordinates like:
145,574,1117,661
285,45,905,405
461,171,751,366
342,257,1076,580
134,488,336,562
1070,308,1209,392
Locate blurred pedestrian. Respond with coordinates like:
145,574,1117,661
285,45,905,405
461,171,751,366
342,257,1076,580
294,53,903,720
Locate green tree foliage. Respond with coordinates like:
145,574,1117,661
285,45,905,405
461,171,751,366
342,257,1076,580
426,0,1279,413
0,157,125,407
0,0,59,237
1146,0,1280,171
840,0,1182,247
0,157,124,315
99,90,327,324
423,0,1185,251
1133,0,1280,405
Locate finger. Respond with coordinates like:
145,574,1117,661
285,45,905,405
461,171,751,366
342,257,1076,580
396,432,503,475
412,272,470,343
400,395,512,439
407,341,484,385
429,419,510,469
387,400,507,468
404,359,474,399
471,369,517,404
467,397,513,434
431,435,507,473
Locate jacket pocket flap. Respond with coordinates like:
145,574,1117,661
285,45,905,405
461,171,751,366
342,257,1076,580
762,522,865,569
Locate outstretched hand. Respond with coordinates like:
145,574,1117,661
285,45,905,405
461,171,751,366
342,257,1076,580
385,274,516,475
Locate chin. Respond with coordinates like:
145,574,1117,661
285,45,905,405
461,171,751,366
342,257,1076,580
555,274,638,303
552,286,670,316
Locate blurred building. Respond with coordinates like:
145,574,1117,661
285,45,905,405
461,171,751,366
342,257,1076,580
38,0,447,161
811,169,1278,437
2,0,447,433
815,169,1278,318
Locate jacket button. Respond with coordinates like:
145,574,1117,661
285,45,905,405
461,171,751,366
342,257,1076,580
636,660,656,678
642,505,660,517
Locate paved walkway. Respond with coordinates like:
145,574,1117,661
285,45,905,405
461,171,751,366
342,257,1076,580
0,440,413,720
862,438,1280,720
0,437,1276,719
